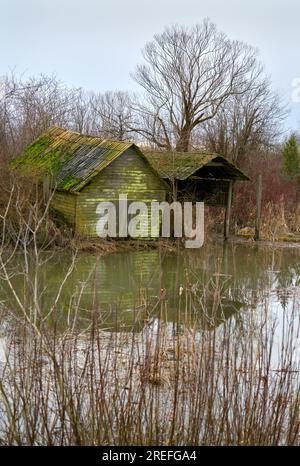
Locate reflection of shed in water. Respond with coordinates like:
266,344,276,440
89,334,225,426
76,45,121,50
2,244,298,333
1,249,246,333
38,251,161,332
47,250,244,332
163,283,244,331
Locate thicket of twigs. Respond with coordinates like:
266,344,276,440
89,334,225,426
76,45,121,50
0,269,299,445
0,199,299,446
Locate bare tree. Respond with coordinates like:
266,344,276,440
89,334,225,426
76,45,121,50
198,78,286,163
0,73,45,157
0,74,80,158
132,20,264,152
69,88,93,134
89,91,134,140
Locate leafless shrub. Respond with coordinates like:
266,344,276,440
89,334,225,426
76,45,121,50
0,201,298,445
199,81,286,164
0,73,81,158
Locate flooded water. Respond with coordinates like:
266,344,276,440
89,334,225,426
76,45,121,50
1,241,299,334
0,241,299,445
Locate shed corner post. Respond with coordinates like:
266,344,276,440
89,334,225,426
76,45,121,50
224,180,233,240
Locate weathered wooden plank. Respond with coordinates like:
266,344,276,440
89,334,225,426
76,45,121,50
51,192,77,225
75,148,167,238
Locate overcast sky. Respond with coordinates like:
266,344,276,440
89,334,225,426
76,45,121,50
1,0,299,132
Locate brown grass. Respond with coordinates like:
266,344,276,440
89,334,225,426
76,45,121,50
0,254,299,446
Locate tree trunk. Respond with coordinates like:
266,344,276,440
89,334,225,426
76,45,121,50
175,128,192,152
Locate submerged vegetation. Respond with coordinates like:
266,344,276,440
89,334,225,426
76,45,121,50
0,307,299,445
0,191,299,445
0,246,299,445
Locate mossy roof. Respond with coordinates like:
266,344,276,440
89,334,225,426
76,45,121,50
11,127,150,192
11,127,249,193
144,151,249,181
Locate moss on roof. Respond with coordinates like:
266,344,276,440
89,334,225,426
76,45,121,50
144,151,249,181
11,127,249,193
11,127,138,192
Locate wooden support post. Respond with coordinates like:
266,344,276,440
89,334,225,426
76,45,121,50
254,174,262,241
222,241,229,277
224,181,233,240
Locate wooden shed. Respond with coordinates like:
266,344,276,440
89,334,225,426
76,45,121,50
144,151,249,238
12,128,249,240
11,127,168,238
144,151,249,204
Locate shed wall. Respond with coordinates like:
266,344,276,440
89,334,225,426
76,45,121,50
51,191,77,225
75,148,167,238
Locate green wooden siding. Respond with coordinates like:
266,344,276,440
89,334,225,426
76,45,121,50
75,148,167,238
51,192,77,226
